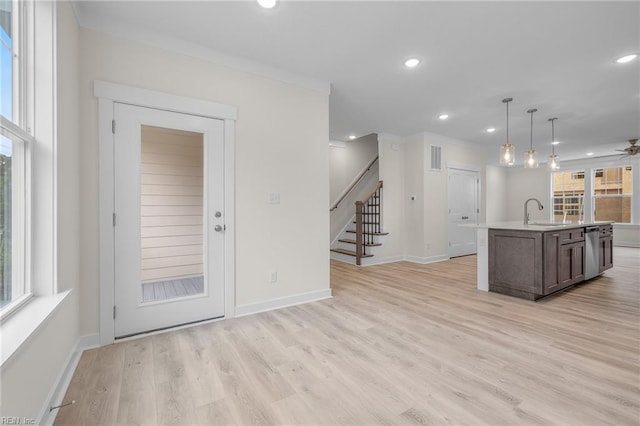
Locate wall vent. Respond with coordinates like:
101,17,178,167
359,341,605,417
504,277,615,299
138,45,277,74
430,145,442,171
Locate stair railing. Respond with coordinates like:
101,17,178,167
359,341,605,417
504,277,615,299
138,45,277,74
330,155,379,212
355,180,383,265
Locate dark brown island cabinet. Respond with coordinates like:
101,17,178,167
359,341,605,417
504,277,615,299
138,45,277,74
488,224,613,301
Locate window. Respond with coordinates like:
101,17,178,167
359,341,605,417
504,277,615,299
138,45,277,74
0,0,28,315
593,167,632,223
552,165,635,225
553,171,585,222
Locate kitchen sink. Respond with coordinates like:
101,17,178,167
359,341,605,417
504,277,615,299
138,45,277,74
529,222,569,226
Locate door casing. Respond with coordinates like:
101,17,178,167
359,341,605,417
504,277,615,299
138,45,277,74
95,81,237,346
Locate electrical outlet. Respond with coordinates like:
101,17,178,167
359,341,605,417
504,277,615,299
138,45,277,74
269,271,278,283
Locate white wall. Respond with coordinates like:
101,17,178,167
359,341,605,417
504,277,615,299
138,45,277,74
485,165,508,222
78,29,330,333
505,167,549,222
1,1,81,420
403,135,425,259
376,134,406,261
378,132,487,263
329,133,378,203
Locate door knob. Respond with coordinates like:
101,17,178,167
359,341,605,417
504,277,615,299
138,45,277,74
214,225,224,232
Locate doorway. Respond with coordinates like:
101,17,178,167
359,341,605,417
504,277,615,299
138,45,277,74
113,104,225,337
448,167,480,258
96,81,237,344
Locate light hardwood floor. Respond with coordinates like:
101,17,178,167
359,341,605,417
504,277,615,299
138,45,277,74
55,248,639,425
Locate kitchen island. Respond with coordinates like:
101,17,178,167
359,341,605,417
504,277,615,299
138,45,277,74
471,221,613,300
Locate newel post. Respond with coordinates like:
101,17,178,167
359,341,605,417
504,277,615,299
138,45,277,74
355,201,364,266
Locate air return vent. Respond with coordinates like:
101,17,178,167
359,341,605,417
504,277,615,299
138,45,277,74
430,145,442,171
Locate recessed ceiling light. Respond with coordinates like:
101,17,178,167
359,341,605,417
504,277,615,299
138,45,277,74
348,135,357,140
438,114,449,120
586,152,595,156
404,58,421,68
551,141,560,145
257,0,277,9
616,54,638,64
486,127,496,133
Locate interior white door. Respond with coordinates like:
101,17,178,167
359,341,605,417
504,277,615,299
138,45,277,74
114,103,225,338
448,168,479,257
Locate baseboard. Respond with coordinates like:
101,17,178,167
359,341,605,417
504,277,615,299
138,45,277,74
403,254,450,265
39,334,99,425
360,254,449,266
613,241,640,248
235,288,332,318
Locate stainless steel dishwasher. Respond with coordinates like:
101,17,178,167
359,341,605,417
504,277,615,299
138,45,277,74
584,226,600,280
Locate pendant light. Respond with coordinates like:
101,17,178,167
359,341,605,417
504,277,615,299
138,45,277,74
547,117,560,170
499,98,515,166
524,108,539,168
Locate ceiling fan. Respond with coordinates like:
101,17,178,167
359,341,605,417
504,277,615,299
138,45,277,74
616,139,639,156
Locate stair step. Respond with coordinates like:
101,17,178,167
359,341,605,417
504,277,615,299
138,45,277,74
338,239,382,247
330,248,374,258
346,230,389,236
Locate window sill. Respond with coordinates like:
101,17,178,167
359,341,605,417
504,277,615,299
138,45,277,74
0,290,72,368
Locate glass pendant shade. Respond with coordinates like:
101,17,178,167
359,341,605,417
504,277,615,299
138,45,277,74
547,117,560,171
525,149,538,168
500,143,516,165
524,108,539,168
499,98,515,166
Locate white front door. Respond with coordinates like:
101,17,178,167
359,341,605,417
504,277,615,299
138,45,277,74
448,168,479,258
114,103,225,338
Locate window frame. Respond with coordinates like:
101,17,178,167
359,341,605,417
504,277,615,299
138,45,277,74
0,0,56,320
550,161,638,225
591,166,633,224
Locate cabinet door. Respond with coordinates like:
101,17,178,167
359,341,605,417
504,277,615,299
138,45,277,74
544,233,561,294
572,241,585,283
600,236,613,272
558,244,573,288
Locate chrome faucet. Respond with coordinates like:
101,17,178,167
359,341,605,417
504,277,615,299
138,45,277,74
524,198,544,224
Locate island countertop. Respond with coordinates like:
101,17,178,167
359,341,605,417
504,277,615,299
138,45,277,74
465,220,614,232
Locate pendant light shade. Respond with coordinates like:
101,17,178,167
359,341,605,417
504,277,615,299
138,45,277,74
499,98,515,166
547,117,560,170
524,108,539,168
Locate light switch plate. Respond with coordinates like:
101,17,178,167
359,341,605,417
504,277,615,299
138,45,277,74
269,192,280,204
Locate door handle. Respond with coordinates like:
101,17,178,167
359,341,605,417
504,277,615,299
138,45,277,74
214,225,224,232
462,216,469,220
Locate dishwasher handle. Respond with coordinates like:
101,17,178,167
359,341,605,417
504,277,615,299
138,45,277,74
585,226,600,233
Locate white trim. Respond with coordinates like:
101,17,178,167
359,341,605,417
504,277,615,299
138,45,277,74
94,81,237,121
223,119,236,319
614,241,640,248
39,334,99,426
97,97,115,346
402,254,450,265
235,289,332,318
96,81,237,345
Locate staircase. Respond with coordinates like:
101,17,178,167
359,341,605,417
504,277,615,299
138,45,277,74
331,181,388,265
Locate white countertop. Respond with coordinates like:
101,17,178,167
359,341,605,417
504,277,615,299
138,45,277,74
463,221,614,232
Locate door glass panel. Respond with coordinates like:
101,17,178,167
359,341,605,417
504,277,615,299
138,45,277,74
140,125,205,303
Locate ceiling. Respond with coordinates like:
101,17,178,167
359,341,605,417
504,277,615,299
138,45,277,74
73,1,639,164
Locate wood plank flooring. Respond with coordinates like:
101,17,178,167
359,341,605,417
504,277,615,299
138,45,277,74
55,247,640,425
